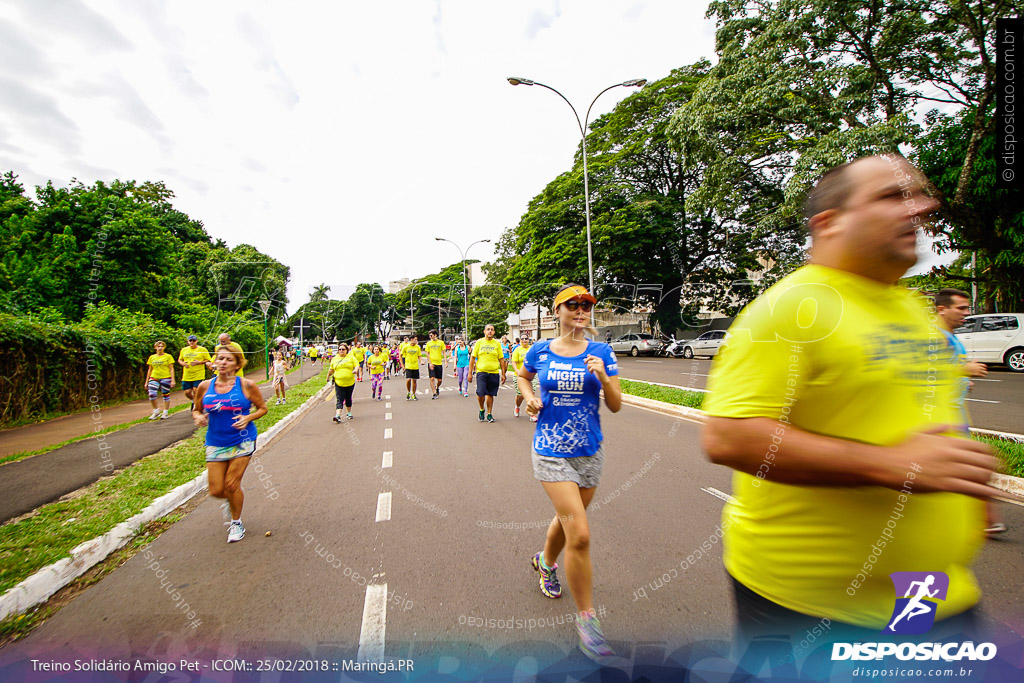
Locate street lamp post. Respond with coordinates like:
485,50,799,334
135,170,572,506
435,238,491,341
258,300,272,380
507,76,646,293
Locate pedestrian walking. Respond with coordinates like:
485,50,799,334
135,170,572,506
425,329,447,399
192,344,267,543
701,155,1001,669
935,288,1006,535
145,340,176,420
368,344,388,401
452,337,471,396
468,324,506,422
388,342,400,379
177,335,211,411
330,343,358,421
352,340,367,382
401,335,422,400
518,283,621,660
271,351,288,405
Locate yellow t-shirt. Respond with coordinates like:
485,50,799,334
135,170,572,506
704,264,983,628
369,351,389,374
402,344,422,369
214,343,245,378
425,339,446,364
147,353,175,380
471,338,503,373
331,354,358,387
351,346,366,363
510,345,528,369
178,346,211,382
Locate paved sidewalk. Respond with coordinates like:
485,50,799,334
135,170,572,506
0,364,300,459
0,363,320,523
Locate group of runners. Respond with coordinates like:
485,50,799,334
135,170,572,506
148,153,1014,664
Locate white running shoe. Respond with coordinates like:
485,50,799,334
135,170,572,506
514,407,520,418
160,410,170,419
149,409,160,420
227,520,245,543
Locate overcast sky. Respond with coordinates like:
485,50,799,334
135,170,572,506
0,0,951,315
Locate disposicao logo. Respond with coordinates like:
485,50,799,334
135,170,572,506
832,571,997,662
885,571,948,635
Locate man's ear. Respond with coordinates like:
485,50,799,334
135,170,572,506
808,209,838,237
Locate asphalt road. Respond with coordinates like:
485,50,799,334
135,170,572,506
616,356,1024,434
0,362,320,524
1,371,1021,679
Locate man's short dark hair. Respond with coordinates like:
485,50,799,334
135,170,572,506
935,288,970,309
804,162,856,224
429,329,438,337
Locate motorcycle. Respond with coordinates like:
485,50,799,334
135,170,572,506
659,335,687,358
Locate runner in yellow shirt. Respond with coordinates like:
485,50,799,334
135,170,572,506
425,329,448,399
145,340,176,420
215,333,245,378
469,324,506,422
367,344,389,401
701,155,1001,667
509,336,538,420
351,341,367,382
178,334,212,410
330,344,359,421
401,334,423,400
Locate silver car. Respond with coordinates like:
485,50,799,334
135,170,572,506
610,333,662,357
679,330,727,359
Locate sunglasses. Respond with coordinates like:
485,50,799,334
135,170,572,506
562,300,594,312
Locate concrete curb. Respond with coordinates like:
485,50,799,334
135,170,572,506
618,387,1024,496
0,380,332,623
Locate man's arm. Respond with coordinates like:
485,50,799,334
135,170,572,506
702,416,1001,497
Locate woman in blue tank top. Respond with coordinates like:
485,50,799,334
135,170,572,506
192,345,268,543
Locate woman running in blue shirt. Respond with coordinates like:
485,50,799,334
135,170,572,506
518,284,622,661
192,345,268,543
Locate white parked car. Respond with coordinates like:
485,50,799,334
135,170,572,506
678,330,728,359
954,313,1024,372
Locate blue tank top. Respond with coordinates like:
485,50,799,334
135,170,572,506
203,377,258,447
455,346,470,367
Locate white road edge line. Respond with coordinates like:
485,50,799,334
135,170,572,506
701,486,736,504
357,583,388,662
376,492,392,522
384,428,393,439
382,451,393,468
966,398,1000,404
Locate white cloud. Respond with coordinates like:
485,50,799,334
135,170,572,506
0,0,718,313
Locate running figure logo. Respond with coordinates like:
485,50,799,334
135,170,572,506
885,572,949,635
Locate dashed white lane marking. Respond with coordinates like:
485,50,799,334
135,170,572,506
636,360,662,363
376,492,392,522
966,398,1000,404
357,583,388,661
382,451,393,468
384,428,393,439
385,402,392,408
701,486,736,504
385,394,391,399
385,412,392,420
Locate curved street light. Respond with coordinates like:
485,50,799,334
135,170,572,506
508,76,646,293
435,237,491,341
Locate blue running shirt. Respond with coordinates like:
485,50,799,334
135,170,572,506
523,340,618,458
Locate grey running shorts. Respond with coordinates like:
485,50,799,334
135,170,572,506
532,447,604,488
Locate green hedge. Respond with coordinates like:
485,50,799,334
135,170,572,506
0,303,267,426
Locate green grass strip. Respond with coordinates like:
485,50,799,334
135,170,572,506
619,378,706,409
0,369,328,595
619,378,1024,478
